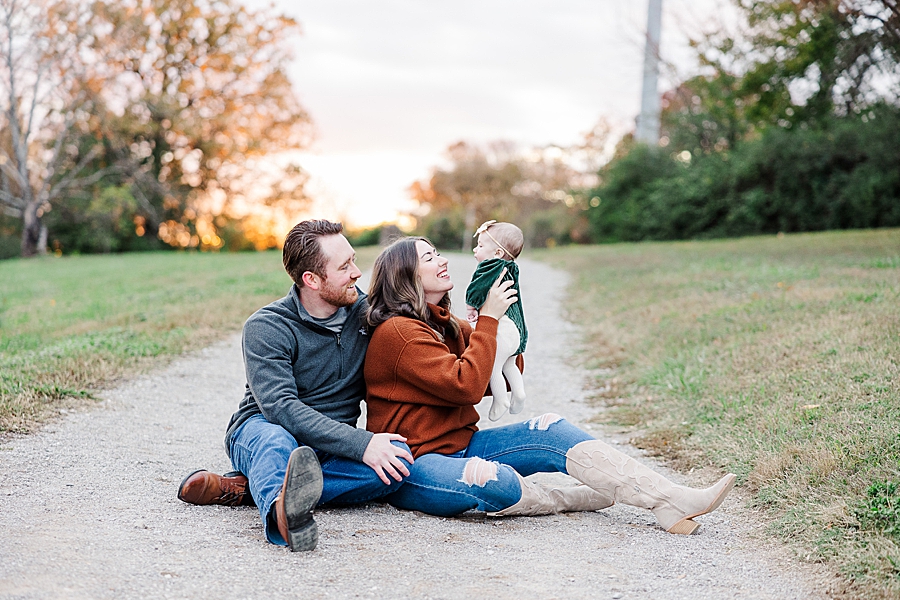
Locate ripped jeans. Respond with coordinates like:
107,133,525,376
384,414,593,516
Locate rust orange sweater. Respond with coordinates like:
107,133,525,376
364,304,498,457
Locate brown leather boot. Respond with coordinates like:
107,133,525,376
273,447,323,552
177,470,255,506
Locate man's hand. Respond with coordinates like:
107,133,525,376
362,433,414,485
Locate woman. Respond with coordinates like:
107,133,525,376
363,237,735,534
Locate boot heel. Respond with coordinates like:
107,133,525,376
288,520,318,551
667,518,700,535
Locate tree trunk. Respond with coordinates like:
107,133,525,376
462,202,476,252
20,199,43,257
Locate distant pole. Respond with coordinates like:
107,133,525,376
636,0,662,145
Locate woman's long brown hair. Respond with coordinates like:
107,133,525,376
366,237,460,338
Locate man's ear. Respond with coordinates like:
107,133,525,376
301,271,321,290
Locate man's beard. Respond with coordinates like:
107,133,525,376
320,277,359,308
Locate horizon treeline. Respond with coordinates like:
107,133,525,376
3,1,899,259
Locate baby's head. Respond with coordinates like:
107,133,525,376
473,220,524,263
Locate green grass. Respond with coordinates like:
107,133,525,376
532,228,900,599
0,247,379,434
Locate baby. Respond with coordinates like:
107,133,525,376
465,220,528,421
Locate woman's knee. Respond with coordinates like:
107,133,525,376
391,455,521,515
458,456,501,487
524,413,594,447
458,458,521,510
525,413,565,431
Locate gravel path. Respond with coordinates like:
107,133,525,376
0,255,834,599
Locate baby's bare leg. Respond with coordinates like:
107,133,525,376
488,360,510,421
488,317,522,421
503,355,526,414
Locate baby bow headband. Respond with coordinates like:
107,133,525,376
474,220,514,260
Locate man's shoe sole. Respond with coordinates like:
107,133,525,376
283,447,323,552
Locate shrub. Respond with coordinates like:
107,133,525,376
586,105,900,242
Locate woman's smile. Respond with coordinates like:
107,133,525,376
416,240,453,303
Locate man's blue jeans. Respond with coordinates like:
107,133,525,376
385,413,594,516
229,415,409,545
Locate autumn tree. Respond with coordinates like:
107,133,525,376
410,141,521,251
0,0,100,257
1,0,312,257
410,125,611,250
76,0,312,251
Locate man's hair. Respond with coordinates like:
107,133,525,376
366,237,459,338
283,219,344,285
487,222,524,259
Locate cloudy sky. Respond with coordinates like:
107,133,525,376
249,0,733,228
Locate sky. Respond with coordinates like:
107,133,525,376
246,0,734,229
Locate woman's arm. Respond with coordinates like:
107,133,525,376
366,272,518,408
370,315,499,407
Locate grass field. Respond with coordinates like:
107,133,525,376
534,228,900,598
0,247,380,434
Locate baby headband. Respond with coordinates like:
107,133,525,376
474,220,514,260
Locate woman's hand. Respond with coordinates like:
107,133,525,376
478,268,517,321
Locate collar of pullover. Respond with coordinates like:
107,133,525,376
427,303,451,325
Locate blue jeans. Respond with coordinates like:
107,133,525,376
385,413,594,516
229,414,409,545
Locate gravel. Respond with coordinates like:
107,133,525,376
0,255,835,599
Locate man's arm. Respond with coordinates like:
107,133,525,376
243,316,371,459
243,315,411,481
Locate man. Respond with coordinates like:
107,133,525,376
178,219,413,551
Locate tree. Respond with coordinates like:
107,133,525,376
410,124,612,250
662,0,900,154
83,0,312,250
0,0,99,256
733,0,900,121
1,0,313,257
410,141,524,251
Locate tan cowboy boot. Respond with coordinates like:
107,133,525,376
565,440,736,534
488,472,614,516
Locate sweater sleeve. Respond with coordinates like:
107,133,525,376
385,316,499,407
243,316,373,461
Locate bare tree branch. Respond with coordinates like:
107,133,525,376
0,187,24,208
